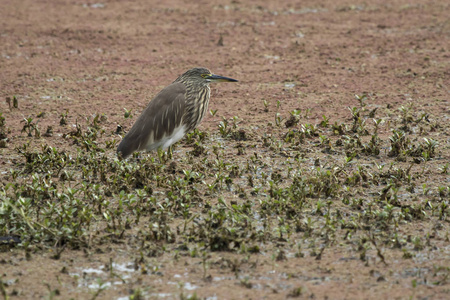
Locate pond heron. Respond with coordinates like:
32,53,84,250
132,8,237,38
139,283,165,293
117,67,238,159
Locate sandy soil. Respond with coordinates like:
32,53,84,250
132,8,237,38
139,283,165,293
0,0,449,299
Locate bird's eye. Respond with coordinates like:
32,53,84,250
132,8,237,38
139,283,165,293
201,74,210,78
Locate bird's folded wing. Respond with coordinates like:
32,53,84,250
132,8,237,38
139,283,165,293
118,82,186,156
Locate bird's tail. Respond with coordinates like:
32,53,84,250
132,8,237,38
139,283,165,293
117,137,134,159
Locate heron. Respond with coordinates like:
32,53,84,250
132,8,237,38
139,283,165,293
117,67,238,159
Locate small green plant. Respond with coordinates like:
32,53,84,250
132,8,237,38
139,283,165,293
373,118,383,134
209,109,218,117
439,163,449,174
13,95,19,108
412,236,424,251
21,117,40,137
0,279,8,300
332,121,346,135
421,138,438,160
123,108,133,118
218,117,230,137
263,99,269,112
59,110,68,125
388,130,407,157
399,104,413,124
355,93,368,107
285,110,300,128
275,112,283,127
349,107,368,134
319,115,330,127
0,113,5,128
0,112,7,140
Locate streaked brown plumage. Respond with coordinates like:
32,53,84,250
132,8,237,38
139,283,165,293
117,67,237,159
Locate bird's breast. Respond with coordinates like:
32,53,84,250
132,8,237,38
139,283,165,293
184,86,210,132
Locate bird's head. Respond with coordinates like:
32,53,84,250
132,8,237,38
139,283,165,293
181,67,238,85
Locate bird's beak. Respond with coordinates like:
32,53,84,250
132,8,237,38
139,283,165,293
206,74,238,83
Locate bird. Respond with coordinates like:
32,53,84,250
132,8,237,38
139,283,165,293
117,67,238,159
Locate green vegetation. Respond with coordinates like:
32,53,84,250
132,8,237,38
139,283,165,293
0,98,449,297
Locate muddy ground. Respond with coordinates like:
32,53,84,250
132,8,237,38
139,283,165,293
0,0,449,299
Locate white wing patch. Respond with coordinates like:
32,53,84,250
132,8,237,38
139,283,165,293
146,124,186,151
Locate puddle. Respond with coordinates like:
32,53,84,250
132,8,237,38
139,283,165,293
82,267,104,275
150,293,172,298
87,281,113,289
72,262,138,290
284,8,328,14
83,3,105,9
213,276,234,282
184,282,198,290
253,211,265,231
264,55,280,60
111,262,135,273
168,281,198,290
284,83,296,89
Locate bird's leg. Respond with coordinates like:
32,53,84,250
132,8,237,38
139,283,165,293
157,148,166,164
167,145,174,160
